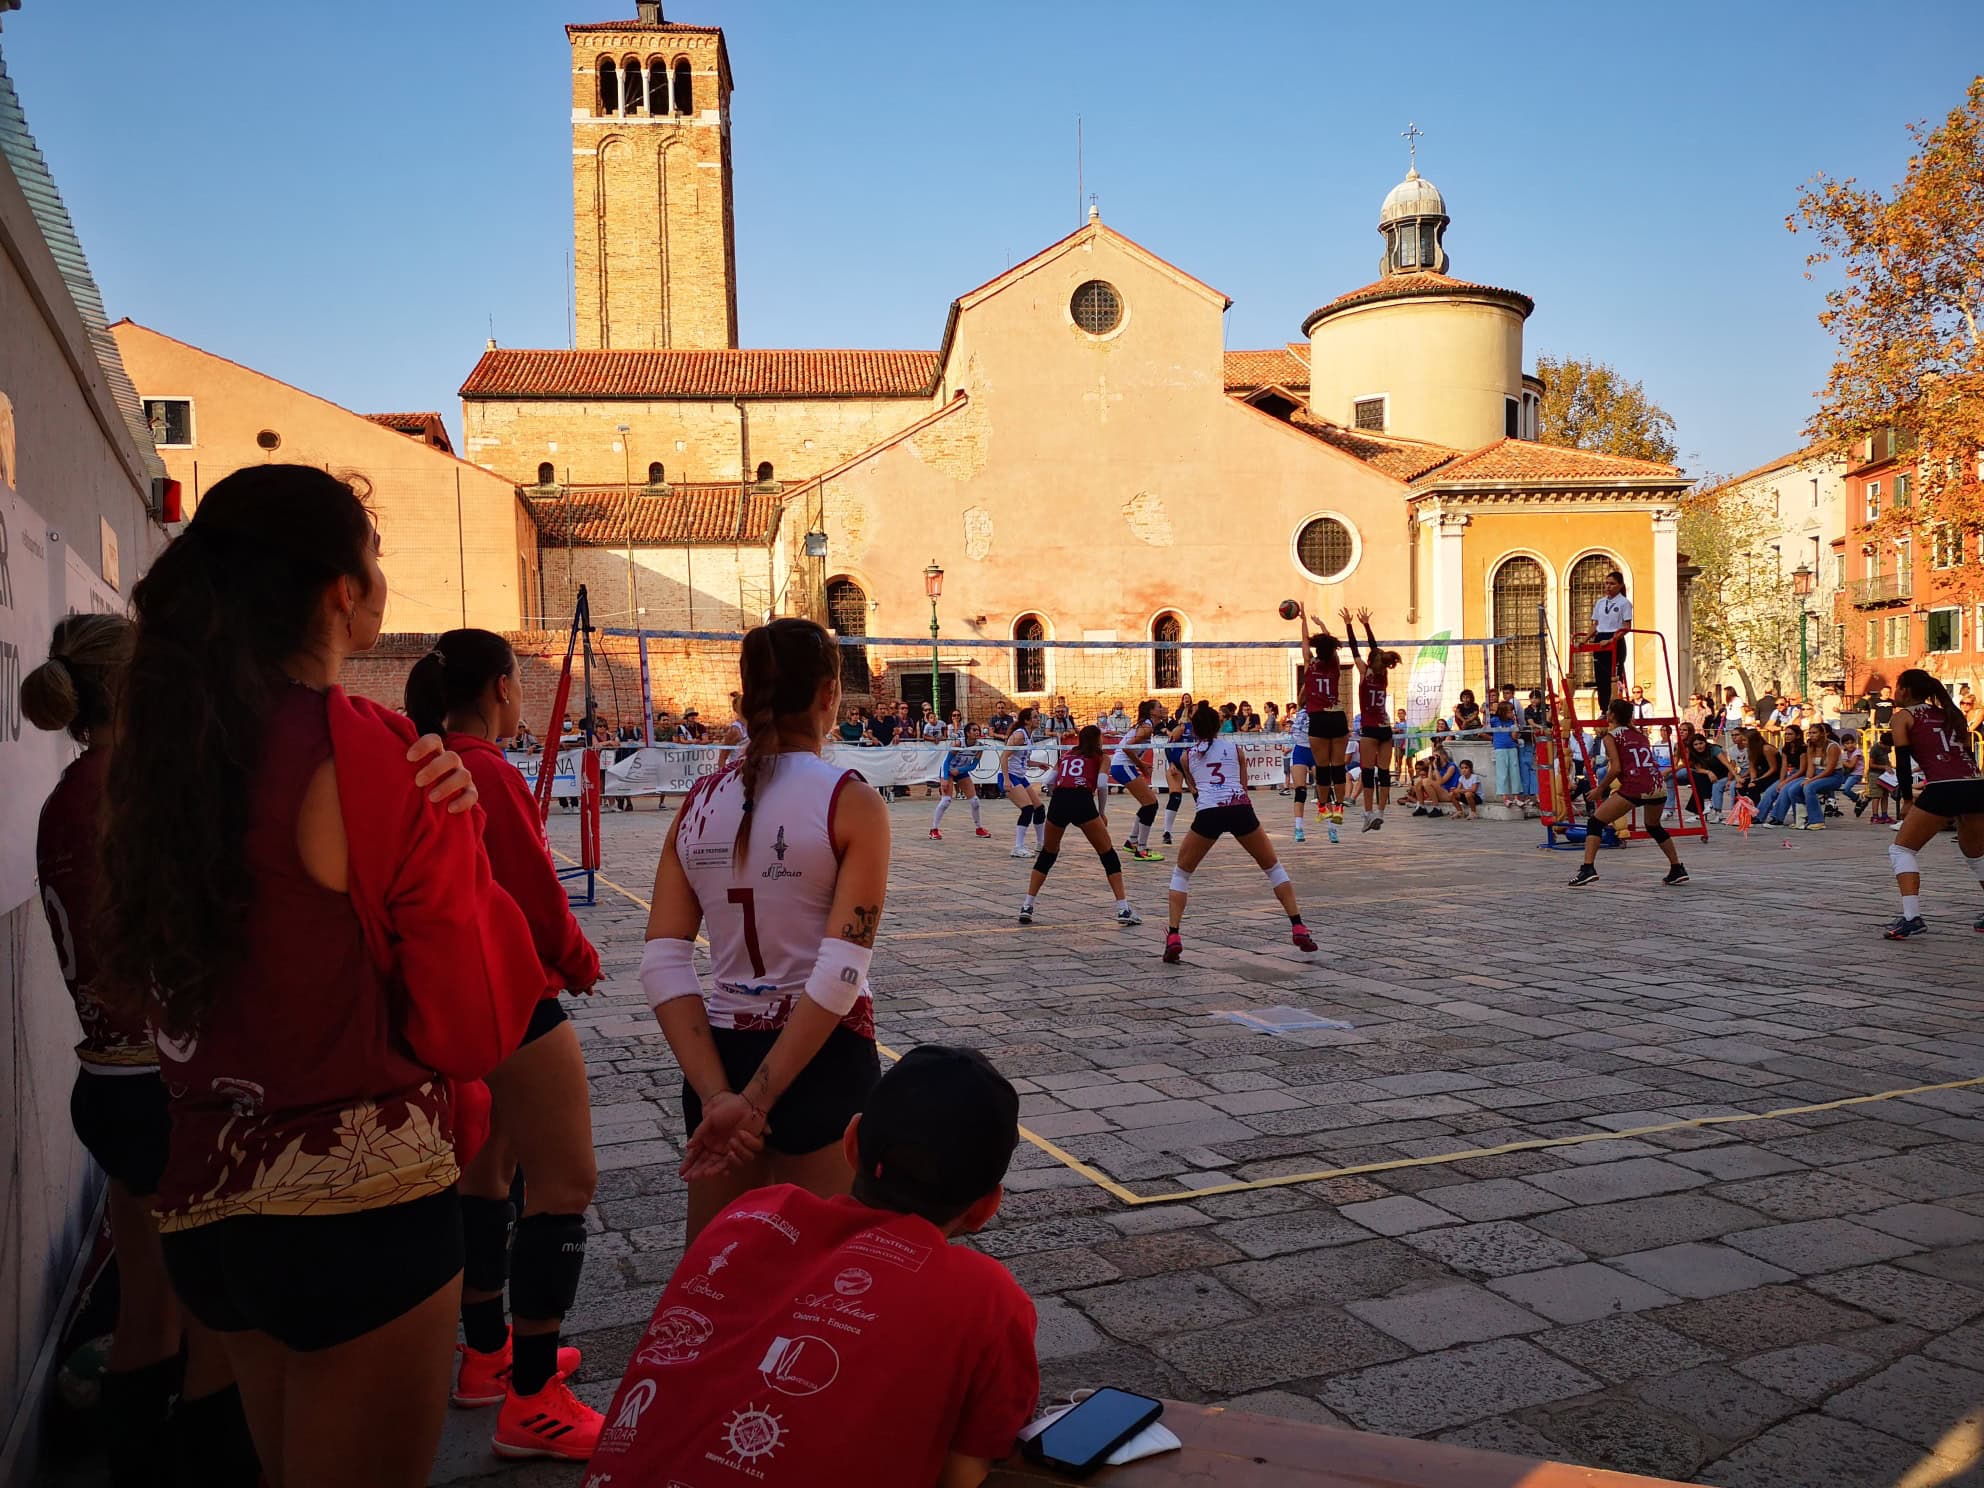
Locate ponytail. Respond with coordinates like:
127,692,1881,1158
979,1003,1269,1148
403,628,516,739
21,613,134,743
732,618,839,866
1898,667,1969,746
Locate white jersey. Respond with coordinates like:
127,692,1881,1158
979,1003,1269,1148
674,751,872,1035
1110,722,1153,770
1288,708,1309,737
1188,734,1250,808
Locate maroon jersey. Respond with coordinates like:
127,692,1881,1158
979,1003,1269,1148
1906,705,1980,785
1302,659,1341,714
36,749,155,1071
1052,751,1101,791
154,686,454,1231
1358,667,1388,720
1612,725,1665,798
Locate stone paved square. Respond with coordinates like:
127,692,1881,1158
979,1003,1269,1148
436,804,1984,1485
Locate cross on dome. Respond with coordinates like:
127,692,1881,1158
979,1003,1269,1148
1401,121,1424,174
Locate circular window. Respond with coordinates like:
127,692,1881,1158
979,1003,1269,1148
1293,515,1358,583
255,429,282,451
1070,280,1123,336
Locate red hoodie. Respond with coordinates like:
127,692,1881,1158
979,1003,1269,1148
448,731,601,998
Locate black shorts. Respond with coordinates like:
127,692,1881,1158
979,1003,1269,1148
521,996,569,1047
71,1068,170,1197
1189,803,1263,841
1916,779,1984,818
163,1188,463,1352
683,1024,880,1157
1308,711,1349,742
1046,787,1101,828
1360,723,1394,744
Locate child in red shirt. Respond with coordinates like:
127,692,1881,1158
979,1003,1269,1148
592,1046,1039,1488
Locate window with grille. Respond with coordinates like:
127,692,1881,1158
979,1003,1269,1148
143,398,193,447
1568,555,1613,687
826,578,871,693
1152,613,1183,691
1884,615,1910,656
1293,516,1356,583
1013,615,1047,694
1069,281,1123,336
1492,557,1546,691
1867,618,1881,658
1353,397,1386,432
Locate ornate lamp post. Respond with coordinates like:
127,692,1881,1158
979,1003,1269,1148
923,560,944,719
1792,562,1815,702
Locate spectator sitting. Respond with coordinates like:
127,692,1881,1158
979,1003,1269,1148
1262,701,1281,736
1757,725,1806,822
513,721,538,753
1237,701,1261,733
1405,758,1448,817
1866,739,1897,823
1629,685,1652,721
1452,690,1483,733
1677,723,1728,820
837,706,866,744
1777,721,1845,830
1219,703,1238,733
1839,732,1868,814
680,708,706,742
1489,700,1522,804
1048,696,1075,734
588,1047,1038,1488
987,706,1016,739
1102,700,1131,734
1684,693,1711,732
1450,758,1484,819
868,704,898,747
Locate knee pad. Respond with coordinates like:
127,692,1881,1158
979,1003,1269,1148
1294,787,1308,805
1329,765,1349,787
1025,805,1042,827
1167,792,1182,811
509,1212,587,1321
1375,768,1392,790
1033,849,1059,876
1265,863,1291,888
1888,842,1921,877
1645,822,1670,845
1099,849,1123,876
460,1195,514,1292
1136,801,1158,825
1169,868,1193,894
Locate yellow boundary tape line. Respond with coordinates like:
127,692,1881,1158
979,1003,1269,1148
559,848,1984,1207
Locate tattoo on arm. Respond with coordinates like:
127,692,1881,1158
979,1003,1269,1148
840,904,881,947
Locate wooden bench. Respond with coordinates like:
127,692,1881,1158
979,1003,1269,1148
987,1401,1700,1487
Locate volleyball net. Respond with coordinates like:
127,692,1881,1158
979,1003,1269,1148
515,627,1510,801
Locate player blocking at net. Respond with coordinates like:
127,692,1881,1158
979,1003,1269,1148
1287,599,1350,842
1163,702,1318,963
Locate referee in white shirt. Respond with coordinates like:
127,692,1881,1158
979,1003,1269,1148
1583,569,1632,711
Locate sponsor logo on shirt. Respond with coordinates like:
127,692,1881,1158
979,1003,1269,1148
682,1242,737,1301
708,1403,785,1479
733,1209,801,1244
634,1306,715,1367
596,1378,658,1455
833,1266,872,1297
842,1228,931,1273
758,1334,840,1397
771,827,788,861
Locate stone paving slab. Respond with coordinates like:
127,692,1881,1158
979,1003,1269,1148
434,803,1984,1487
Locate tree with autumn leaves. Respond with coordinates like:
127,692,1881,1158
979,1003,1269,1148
1534,356,1679,464
1790,77,1984,592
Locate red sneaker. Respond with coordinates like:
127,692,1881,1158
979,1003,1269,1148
453,1335,583,1409
1162,931,1183,964
492,1371,603,1461
1292,925,1318,953
929,828,943,840
975,826,991,837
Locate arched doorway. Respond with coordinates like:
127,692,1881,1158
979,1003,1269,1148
1492,557,1545,693
826,577,870,693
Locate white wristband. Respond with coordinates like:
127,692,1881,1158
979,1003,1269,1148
803,938,872,1016
639,938,702,1012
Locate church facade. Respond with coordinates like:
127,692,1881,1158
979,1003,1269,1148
461,3,1692,715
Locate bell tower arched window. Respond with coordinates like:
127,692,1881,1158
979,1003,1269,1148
672,58,693,116
536,461,557,487
646,461,666,486
597,57,619,117
622,58,644,116
647,59,669,116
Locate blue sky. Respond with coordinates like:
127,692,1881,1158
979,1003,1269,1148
7,2,1980,478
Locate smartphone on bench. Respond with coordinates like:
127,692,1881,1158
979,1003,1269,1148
1022,1387,1164,1476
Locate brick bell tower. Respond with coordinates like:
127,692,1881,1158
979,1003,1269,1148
568,2,737,350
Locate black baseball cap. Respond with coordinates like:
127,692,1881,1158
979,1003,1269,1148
857,1046,1020,1219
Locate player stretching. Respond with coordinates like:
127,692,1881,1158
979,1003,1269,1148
1568,699,1689,889
1109,700,1166,860
1293,602,1350,842
1344,607,1400,831
930,722,990,839
1019,727,1142,928
1882,668,1984,940
1000,707,1046,857
1164,702,1318,963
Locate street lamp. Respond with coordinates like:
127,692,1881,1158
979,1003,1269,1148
924,560,944,719
1791,562,1814,702
617,423,635,624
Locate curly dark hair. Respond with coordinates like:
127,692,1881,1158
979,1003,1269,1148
101,465,376,1034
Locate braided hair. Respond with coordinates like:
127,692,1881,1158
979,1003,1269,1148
733,618,841,866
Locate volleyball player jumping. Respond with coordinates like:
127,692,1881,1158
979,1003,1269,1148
1881,668,1984,939
1000,706,1046,857
1345,607,1401,831
930,722,990,839
1164,702,1318,963
1295,604,1350,842
1110,700,1166,860
1019,726,1142,928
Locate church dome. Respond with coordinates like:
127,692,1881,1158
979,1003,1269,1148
1378,169,1446,226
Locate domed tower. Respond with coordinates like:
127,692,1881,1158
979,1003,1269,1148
1304,149,1533,451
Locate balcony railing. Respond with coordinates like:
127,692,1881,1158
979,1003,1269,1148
1849,572,1913,607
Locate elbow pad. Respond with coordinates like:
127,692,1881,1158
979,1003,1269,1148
639,938,701,1012
805,938,873,1016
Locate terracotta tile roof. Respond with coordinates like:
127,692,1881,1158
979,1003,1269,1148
1224,345,1311,392
1410,437,1682,487
1710,443,1836,492
365,412,443,432
1302,272,1534,332
566,21,723,33
1282,409,1462,482
461,348,939,400
527,484,780,546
